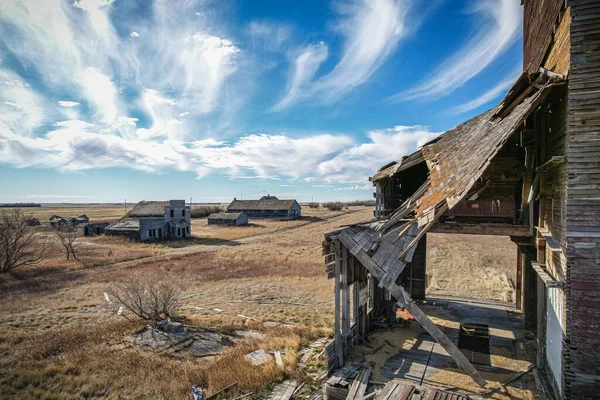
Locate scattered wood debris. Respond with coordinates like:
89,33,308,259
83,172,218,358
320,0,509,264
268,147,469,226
245,349,274,366
268,380,297,400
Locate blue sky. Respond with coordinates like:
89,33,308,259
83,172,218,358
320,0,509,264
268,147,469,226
0,0,522,203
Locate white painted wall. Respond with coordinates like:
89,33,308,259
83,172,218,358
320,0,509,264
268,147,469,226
546,286,564,394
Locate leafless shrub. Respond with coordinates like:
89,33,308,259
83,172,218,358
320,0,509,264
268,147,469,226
190,205,225,218
307,202,320,209
55,225,80,260
346,200,376,207
0,209,51,273
106,273,182,321
323,202,344,211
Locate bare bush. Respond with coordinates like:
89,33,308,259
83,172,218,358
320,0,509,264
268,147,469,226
0,209,50,273
106,273,181,321
190,205,225,218
307,202,320,209
55,225,80,260
323,202,344,211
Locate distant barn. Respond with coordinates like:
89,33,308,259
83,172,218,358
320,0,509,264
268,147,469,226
227,196,301,219
207,212,248,226
49,214,89,228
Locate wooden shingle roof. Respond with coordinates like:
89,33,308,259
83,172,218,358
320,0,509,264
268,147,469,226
208,212,245,220
126,201,169,218
228,199,299,211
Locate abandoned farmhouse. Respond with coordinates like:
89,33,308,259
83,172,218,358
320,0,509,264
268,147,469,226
105,200,191,241
323,1,599,399
227,196,302,219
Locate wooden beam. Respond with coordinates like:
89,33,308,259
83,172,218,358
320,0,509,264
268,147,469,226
334,241,342,367
429,222,532,237
403,298,487,387
337,233,487,387
398,222,431,262
346,368,372,400
516,248,523,311
342,246,350,354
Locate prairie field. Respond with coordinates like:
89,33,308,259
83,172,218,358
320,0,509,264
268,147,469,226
0,204,518,399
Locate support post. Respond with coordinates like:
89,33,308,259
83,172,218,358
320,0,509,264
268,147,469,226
342,245,349,356
334,241,342,367
516,247,523,311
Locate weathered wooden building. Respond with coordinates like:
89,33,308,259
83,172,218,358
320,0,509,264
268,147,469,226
82,222,110,236
49,214,89,228
227,198,301,219
207,211,249,226
105,200,191,241
324,1,599,398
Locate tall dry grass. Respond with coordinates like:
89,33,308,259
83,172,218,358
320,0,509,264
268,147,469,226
190,205,225,218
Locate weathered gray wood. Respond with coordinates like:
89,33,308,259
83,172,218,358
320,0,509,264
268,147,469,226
334,241,342,367
337,239,487,387
346,368,371,400
268,379,297,400
342,246,350,355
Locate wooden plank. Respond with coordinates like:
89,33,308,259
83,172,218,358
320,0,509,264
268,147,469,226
268,380,297,400
429,222,533,236
345,243,487,387
398,222,431,262
342,246,350,355
404,299,487,387
346,368,371,399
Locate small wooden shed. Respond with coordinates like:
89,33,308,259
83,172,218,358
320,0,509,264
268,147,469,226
207,212,248,226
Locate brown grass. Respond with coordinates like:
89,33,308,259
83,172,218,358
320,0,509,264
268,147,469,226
0,204,523,398
2,204,128,224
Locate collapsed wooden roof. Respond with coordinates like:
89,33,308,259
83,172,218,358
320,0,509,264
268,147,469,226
325,70,565,387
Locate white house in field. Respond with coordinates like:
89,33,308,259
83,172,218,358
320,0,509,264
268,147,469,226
105,200,191,241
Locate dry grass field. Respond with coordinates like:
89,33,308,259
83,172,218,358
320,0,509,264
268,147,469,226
0,204,519,399
2,204,129,223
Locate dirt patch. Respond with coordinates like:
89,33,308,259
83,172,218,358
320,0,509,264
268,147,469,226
427,233,516,302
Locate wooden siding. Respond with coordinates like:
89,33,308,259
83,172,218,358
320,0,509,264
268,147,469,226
565,0,600,397
544,6,572,76
523,0,566,73
539,87,569,282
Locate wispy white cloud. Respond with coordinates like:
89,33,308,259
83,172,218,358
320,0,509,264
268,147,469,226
73,0,116,12
0,0,241,143
389,0,521,102
58,101,81,107
0,69,45,135
249,21,291,52
0,121,437,185
274,0,409,110
81,67,119,124
273,42,328,110
449,65,522,115
334,183,373,191
316,125,438,183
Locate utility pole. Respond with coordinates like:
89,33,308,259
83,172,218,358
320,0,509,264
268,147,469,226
124,198,126,214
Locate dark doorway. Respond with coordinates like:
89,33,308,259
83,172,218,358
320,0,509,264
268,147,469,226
458,322,491,366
